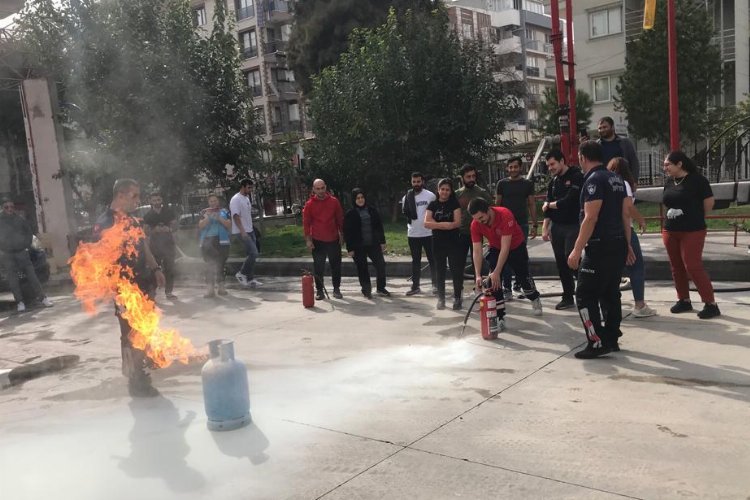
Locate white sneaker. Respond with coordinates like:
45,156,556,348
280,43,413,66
531,298,543,316
17,301,26,312
248,279,263,288
235,272,249,287
41,297,53,307
632,305,657,318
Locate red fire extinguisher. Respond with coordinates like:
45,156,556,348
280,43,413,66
479,291,499,340
302,271,315,308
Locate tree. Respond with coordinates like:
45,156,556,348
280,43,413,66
615,0,722,145
287,0,439,94
14,0,258,213
308,8,522,214
536,87,594,137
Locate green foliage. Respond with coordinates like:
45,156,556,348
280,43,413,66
308,8,522,208
615,0,722,145
287,0,440,94
537,87,594,136
14,0,258,210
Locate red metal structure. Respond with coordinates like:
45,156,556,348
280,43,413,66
549,0,578,165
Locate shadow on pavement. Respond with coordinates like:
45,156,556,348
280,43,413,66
211,420,270,465
117,396,206,493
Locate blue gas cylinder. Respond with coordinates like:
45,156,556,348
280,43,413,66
201,340,251,431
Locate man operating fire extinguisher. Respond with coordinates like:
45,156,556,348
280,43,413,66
92,179,166,398
468,198,543,333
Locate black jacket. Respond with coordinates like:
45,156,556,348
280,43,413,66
343,206,386,252
401,189,418,221
0,213,33,253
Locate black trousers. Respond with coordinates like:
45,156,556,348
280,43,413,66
433,235,464,299
408,236,435,290
352,244,387,293
575,239,627,348
550,222,579,300
312,239,342,291
150,236,176,294
486,243,540,319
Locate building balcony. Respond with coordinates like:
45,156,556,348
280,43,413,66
241,46,258,60
266,0,292,23
527,93,543,107
271,120,301,134
525,66,540,78
263,39,288,55
495,35,522,55
236,5,255,22
525,39,552,55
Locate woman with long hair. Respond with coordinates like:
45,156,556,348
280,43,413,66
343,188,390,299
198,194,232,298
662,151,720,319
607,157,657,318
424,178,463,310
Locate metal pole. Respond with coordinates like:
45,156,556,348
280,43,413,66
565,0,578,159
667,0,680,150
549,0,571,161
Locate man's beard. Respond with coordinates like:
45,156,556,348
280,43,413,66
464,180,476,188
413,185,422,193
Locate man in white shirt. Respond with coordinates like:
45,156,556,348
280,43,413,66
230,178,262,288
401,172,436,295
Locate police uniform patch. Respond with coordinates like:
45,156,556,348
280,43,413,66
587,184,596,195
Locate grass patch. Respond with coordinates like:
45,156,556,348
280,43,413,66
173,204,750,258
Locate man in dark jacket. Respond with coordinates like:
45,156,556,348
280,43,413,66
597,116,640,179
343,188,390,298
0,199,53,312
303,178,345,299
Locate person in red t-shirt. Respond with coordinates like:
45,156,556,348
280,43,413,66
303,178,345,299
468,198,542,330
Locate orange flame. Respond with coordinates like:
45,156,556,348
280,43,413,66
69,213,196,368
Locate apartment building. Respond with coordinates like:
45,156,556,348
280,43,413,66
192,0,311,142
571,0,749,136
449,0,559,143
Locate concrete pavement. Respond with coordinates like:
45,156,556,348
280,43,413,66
1,278,749,499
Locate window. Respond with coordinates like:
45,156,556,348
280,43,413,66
461,23,473,39
194,6,207,27
240,30,257,59
288,101,300,122
254,106,266,134
592,75,619,102
589,6,622,38
246,68,262,97
236,0,254,21
276,68,295,82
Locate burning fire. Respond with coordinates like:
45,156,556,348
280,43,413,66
69,213,196,368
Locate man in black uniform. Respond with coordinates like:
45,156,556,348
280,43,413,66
143,192,178,300
93,179,166,396
541,150,584,310
567,141,634,359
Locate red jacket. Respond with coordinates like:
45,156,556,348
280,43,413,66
302,193,344,242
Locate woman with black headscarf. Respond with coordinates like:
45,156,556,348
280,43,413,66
343,188,390,299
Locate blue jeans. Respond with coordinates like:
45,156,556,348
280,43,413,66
625,230,645,302
233,231,259,279
502,223,528,290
